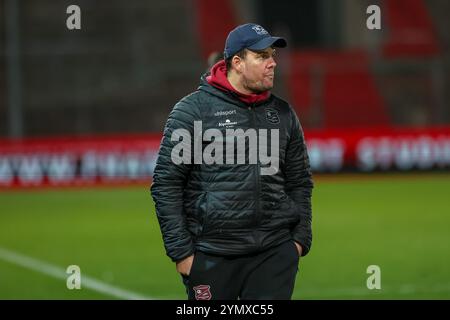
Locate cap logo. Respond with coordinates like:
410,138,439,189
252,25,268,36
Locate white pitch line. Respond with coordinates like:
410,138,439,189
3,246,448,299
0,247,154,300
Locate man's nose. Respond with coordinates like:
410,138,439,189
267,58,277,69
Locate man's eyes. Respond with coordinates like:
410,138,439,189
259,53,276,59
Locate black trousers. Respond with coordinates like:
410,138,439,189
181,240,300,300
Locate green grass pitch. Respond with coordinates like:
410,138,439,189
0,174,449,299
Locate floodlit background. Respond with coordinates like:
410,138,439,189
0,0,449,299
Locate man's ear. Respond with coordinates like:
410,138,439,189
232,56,243,73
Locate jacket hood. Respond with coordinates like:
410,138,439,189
199,60,271,106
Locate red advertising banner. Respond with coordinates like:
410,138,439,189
306,127,450,172
0,134,162,189
0,127,449,189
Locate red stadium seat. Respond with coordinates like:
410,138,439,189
288,50,390,129
382,0,439,58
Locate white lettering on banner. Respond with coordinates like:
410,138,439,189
434,136,450,167
0,158,13,184
47,154,76,183
142,151,157,177
96,152,156,180
357,136,450,171
17,156,43,185
125,152,140,178
100,153,124,179
307,139,345,172
80,151,97,179
0,151,158,186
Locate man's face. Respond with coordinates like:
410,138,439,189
238,47,277,94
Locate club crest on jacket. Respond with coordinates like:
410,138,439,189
266,108,280,124
193,285,212,300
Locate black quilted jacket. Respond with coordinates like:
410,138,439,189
151,75,313,262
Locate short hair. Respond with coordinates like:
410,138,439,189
225,49,247,74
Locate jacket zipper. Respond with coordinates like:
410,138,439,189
249,105,262,248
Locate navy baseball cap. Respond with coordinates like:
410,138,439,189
224,23,287,59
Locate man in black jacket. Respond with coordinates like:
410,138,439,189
151,23,313,300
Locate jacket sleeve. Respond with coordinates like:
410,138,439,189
150,99,198,262
285,106,314,257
